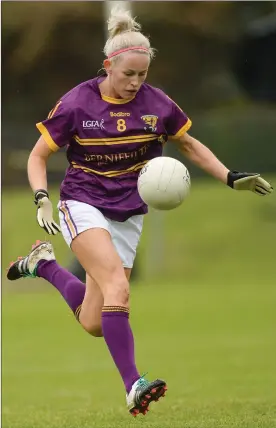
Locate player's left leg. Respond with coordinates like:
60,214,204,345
7,241,131,338
7,240,86,317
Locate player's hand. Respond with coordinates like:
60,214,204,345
227,171,273,196
34,189,61,235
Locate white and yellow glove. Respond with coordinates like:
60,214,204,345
34,189,61,235
227,171,273,196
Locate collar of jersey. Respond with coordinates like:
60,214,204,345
101,93,136,104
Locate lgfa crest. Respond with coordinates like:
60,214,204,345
141,115,158,133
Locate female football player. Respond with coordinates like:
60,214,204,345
7,7,273,417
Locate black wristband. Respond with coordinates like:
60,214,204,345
34,189,49,205
227,170,239,188
227,170,258,188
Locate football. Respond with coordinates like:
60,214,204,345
137,157,191,210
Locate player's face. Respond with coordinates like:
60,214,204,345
110,53,150,99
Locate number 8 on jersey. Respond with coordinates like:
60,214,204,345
117,119,127,132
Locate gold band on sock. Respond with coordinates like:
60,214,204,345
102,306,129,314
75,304,82,321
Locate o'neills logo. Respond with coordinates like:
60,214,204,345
110,112,131,117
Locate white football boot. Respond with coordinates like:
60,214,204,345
7,240,55,280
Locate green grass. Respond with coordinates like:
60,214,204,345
2,281,276,427
2,179,276,427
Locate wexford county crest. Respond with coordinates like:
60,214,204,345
141,115,158,133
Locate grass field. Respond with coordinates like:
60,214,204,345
2,180,276,427
2,281,276,428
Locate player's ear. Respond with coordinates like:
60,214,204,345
103,59,112,74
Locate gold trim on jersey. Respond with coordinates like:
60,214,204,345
171,119,192,139
71,160,148,178
47,101,62,119
74,134,158,146
36,122,60,152
165,96,192,138
101,94,135,104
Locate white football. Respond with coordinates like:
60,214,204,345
138,156,191,210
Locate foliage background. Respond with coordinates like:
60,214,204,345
2,3,276,427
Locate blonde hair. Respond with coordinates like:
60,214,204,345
103,7,155,61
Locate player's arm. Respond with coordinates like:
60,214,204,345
31,100,74,234
176,132,273,196
176,132,229,183
28,135,61,235
28,135,53,192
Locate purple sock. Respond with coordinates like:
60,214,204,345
102,306,140,393
37,260,85,319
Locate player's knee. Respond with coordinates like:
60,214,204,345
105,276,130,306
116,283,129,306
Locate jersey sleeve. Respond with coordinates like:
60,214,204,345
36,101,74,152
165,96,192,139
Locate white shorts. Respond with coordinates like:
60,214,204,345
58,200,144,268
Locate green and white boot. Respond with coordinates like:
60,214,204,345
7,240,55,280
127,375,167,417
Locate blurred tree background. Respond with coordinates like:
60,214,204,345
3,6,276,428
2,1,276,188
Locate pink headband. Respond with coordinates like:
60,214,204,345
108,46,149,59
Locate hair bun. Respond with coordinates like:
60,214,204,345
107,7,141,38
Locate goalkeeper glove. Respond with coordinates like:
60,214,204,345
227,171,273,196
34,189,61,235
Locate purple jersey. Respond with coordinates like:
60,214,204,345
36,77,192,221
